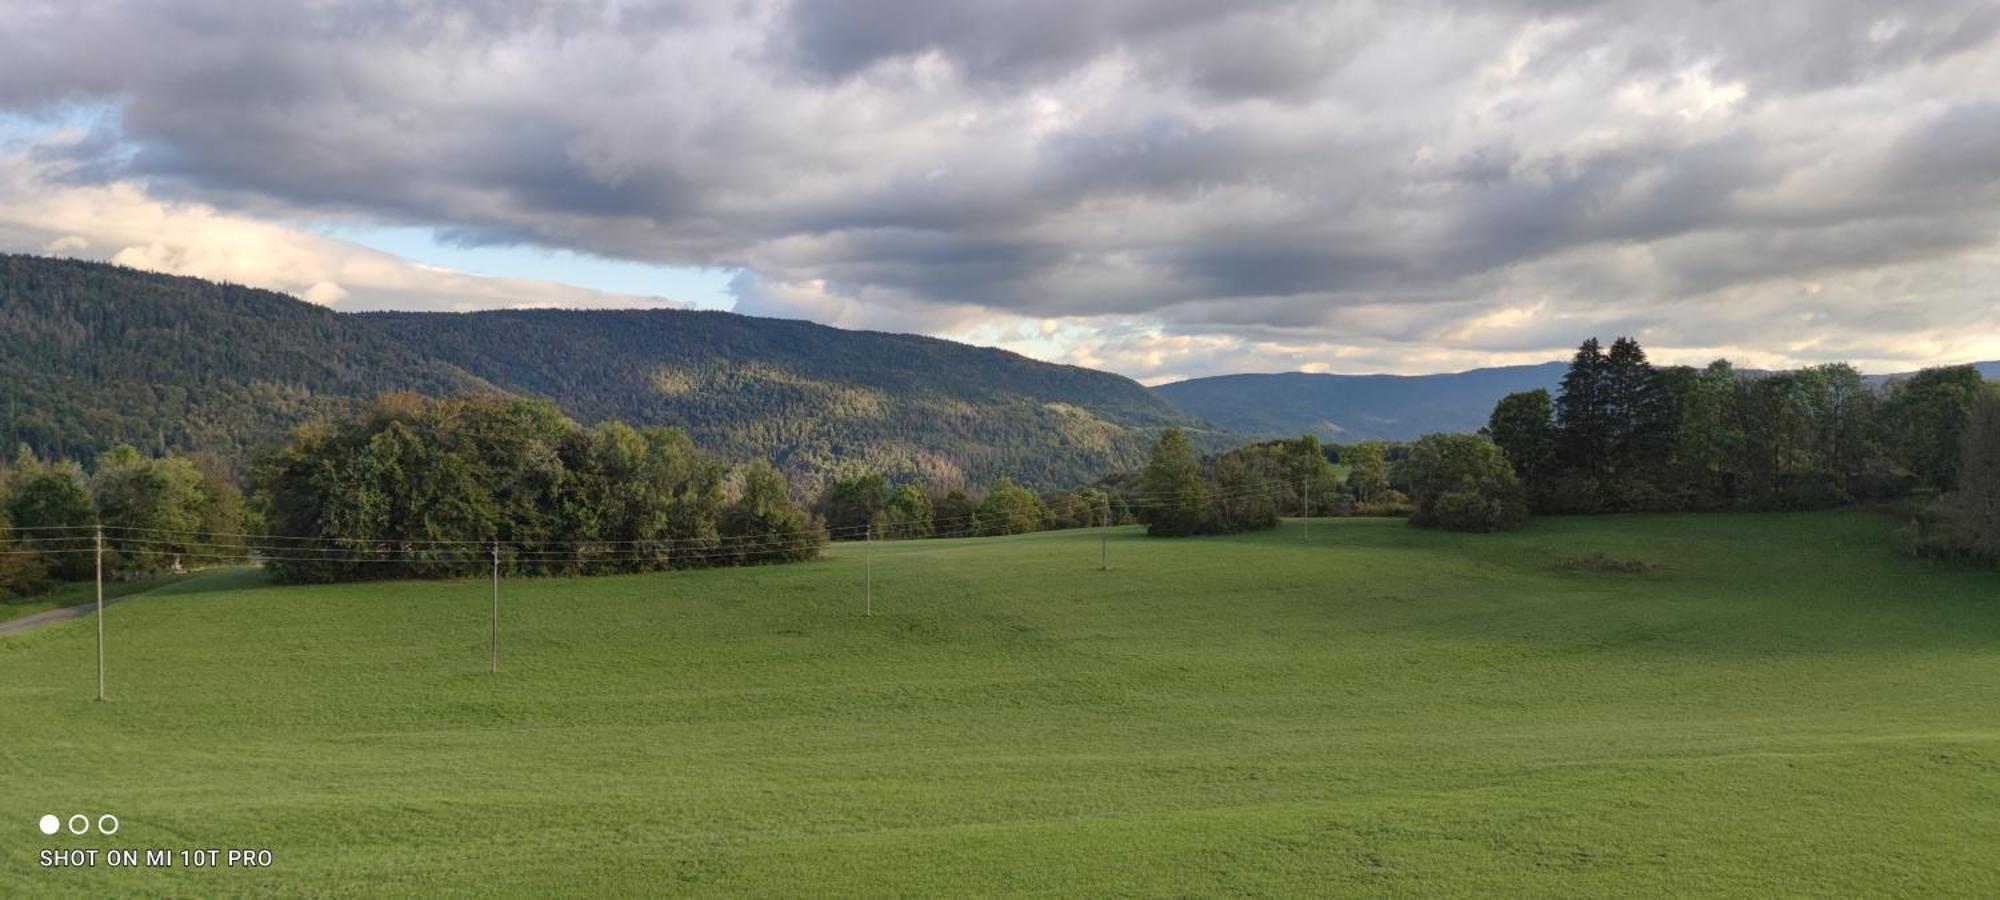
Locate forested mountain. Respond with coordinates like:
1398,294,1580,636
0,255,1207,489
1154,364,1569,441
364,308,1203,489
0,255,493,467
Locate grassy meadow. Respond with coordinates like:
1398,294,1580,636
1,512,1996,896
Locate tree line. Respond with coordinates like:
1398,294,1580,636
1,445,246,599
812,430,1361,541
1484,337,1988,514
3,394,824,593
255,394,820,582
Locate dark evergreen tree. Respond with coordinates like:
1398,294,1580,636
1556,338,1612,478
1603,337,1671,481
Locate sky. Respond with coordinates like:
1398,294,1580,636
2,1,1998,384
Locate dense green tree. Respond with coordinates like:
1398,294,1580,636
0,462,51,598
1485,389,1556,493
92,445,211,572
5,453,95,580
1908,388,2000,565
1139,428,1209,536
1403,434,1528,532
933,489,978,537
1818,364,1881,493
1278,435,1343,516
1044,490,1095,529
976,478,1051,535
0,516,51,599
1344,441,1390,504
721,461,824,565
820,474,893,537
1881,366,1985,492
1658,361,1740,506
880,483,934,539
1941,389,2000,558
1210,453,1280,533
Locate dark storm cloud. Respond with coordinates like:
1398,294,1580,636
2,0,1999,373
776,0,1278,84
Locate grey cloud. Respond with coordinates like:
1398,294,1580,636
2,0,1999,373
775,0,1273,84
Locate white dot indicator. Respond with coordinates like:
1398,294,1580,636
38,814,59,835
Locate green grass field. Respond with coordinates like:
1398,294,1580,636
2,513,1996,896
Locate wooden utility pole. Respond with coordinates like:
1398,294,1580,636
95,525,105,703
490,541,500,674
1302,477,1311,542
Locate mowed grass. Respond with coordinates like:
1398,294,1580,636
1,513,1997,896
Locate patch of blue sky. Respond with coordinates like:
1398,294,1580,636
0,103,119,150
321,224,739,310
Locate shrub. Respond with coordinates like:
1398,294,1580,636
1352,489,1412,518
1430,490,1520,532
1554,552,1659,574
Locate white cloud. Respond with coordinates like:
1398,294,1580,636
0,149,685,313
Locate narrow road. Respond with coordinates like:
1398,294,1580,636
0,588,164,638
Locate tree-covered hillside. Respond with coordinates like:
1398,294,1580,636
365,308,1204,490
0,255,494,467
0,256,1212,488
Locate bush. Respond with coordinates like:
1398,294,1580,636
1429,490,1521,532
1352,490,1412,518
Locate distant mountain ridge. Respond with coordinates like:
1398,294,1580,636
0,255,1208,489
1156,359,2000,442
1154,363,1569,442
